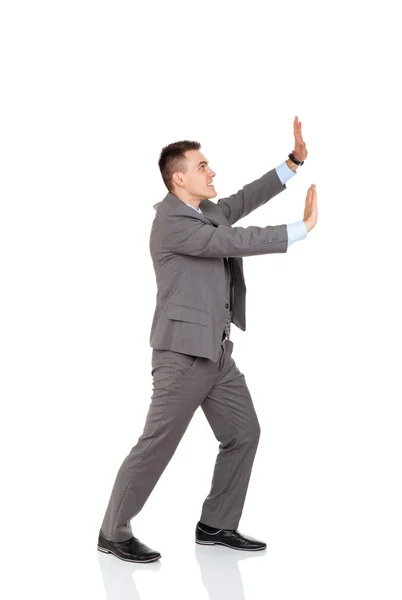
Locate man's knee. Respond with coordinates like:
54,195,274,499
249,419,261,445
237,418,261,448
215,416,260,449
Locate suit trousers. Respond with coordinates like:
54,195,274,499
100,337,261,542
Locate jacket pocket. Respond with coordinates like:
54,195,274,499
165,304,209,327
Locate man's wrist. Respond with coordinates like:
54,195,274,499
285,158,298,172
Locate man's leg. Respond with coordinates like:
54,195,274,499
100,348,212,542
198,341,261,531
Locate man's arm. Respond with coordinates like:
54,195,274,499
217,160,298,226
162,213,288,258
217,162,296,226
187,192,307,249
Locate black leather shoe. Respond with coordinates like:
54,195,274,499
195,521,266,551
97,530,161,563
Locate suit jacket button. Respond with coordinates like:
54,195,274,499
279,236,283,241
225,303,229,308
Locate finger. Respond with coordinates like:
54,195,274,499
298,124,304,143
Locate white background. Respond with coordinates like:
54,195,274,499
1,1,401,599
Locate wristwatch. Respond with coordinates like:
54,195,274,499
288,152,304,166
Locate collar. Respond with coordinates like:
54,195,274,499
153,192,230,227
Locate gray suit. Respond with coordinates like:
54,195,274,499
100,168,289,542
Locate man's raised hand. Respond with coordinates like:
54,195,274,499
293,116,308,163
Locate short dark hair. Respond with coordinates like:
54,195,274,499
158,140,201,192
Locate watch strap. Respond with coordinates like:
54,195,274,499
288,152,304,166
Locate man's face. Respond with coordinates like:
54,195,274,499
173,150,217,200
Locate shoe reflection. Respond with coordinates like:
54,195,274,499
98,541,267,600
98,551,161,600
195,543,267,600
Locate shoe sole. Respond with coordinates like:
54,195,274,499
195,540,266,551
97,546,161,563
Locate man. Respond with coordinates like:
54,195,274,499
97,116,318,563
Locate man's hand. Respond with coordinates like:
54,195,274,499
292,115,308,162
303,184,317,232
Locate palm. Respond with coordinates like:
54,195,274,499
303,184,317,231
293,116,307,162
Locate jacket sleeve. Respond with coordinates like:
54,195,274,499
162,213,288,258
217,168,286,225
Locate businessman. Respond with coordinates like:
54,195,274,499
97,116,318,562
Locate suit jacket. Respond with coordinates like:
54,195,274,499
149,167,289,362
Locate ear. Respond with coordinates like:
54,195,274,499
172,172,184,189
